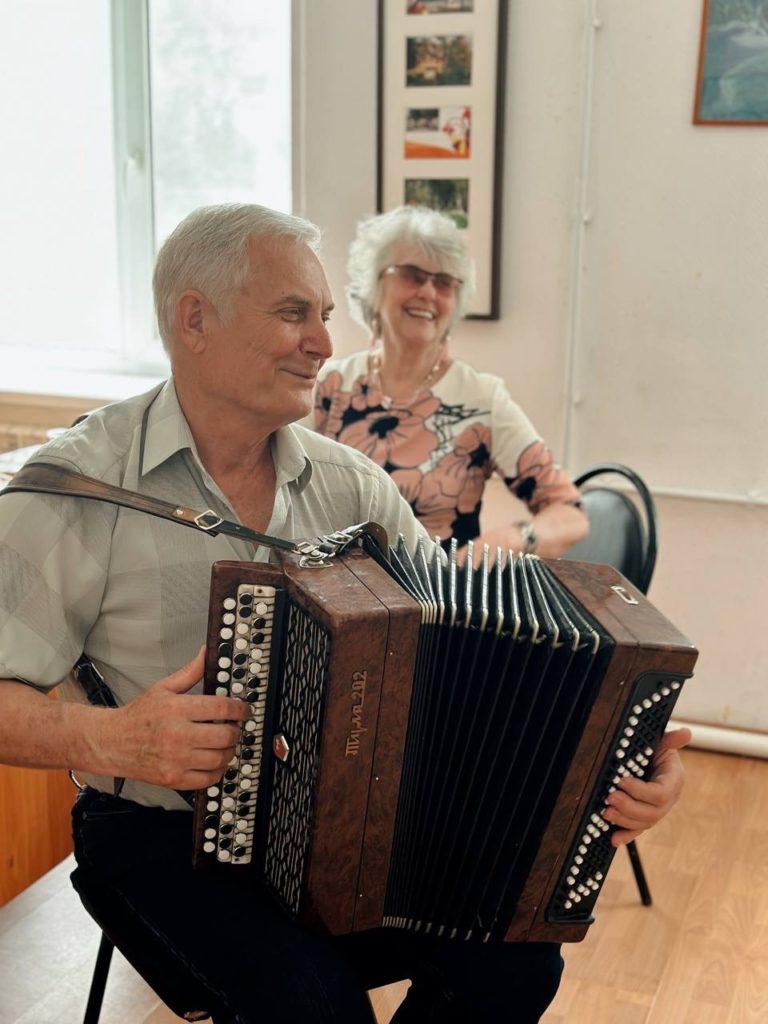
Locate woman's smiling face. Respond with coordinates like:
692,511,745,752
375,244,458,350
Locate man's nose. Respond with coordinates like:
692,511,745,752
303,318,333,359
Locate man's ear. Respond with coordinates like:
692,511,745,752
176,291,210,353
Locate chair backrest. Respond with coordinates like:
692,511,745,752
562,463,658,595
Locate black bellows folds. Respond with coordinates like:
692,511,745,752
378,538,614,943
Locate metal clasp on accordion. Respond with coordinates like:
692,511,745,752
295,523,389,567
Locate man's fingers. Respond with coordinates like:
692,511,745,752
610,775,667,804
146,648,250,723
656,726,692,755
188,721,244,750
186,695,252,723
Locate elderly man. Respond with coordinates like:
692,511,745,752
0,205,688,1023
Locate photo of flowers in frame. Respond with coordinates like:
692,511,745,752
378,0,508,318
694,0,768,124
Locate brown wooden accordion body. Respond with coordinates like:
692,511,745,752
192,540,697,944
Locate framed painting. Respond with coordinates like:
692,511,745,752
694,0,768,124
377,0,508,318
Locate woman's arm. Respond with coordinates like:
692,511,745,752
475,501,589,561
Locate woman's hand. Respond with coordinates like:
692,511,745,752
603,727,692,847
457,502,590,567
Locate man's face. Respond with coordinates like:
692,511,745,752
203,236,334,428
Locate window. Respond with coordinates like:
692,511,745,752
0,0,292,396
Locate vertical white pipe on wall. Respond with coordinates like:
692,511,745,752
563,0,599,471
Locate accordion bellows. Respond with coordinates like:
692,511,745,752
193,536,697,944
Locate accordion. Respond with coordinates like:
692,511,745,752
192,533,697,944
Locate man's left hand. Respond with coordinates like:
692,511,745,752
602,726,692,847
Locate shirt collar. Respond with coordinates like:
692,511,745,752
273,423,313,492
139,378,312,492
139,378,198,477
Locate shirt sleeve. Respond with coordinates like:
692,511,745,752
0,490,115,690
488,378,581,514
367,460,435,556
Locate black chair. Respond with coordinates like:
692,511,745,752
562,462,658,907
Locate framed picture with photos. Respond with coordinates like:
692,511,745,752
377,0,508,319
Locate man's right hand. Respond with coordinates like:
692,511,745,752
94,647,252,791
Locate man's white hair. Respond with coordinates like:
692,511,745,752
153,203,322,351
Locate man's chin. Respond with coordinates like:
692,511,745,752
281,394,314,426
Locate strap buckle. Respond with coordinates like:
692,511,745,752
194,510,223,532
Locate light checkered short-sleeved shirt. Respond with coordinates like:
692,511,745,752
0,379,430,809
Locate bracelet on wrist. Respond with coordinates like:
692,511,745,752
514,520,538,554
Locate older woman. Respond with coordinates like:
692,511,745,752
312,205,588,559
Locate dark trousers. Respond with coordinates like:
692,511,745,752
71,788,563,1023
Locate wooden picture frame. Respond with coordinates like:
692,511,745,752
377,0,508,319
694,0,768,125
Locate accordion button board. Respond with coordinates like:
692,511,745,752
200,583,277,866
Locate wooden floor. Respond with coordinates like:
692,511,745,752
1,747,766,1023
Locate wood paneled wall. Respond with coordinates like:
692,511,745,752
0,762,75,907
0,392,107,454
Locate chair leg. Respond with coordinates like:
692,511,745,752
626,840,652,906
83,931,115,1024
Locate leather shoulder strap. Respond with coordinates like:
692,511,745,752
2,461,297,553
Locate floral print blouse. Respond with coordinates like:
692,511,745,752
312,352,581,548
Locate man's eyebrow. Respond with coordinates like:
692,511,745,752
273,295,335,312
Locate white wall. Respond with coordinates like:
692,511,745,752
295,0,768,745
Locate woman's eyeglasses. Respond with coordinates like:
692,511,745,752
380,263,462,294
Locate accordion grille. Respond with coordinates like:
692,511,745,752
264,604,330,915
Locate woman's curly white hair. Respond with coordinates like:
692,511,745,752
346,206,475,331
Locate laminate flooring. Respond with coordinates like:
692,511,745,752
1,748,765,1023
